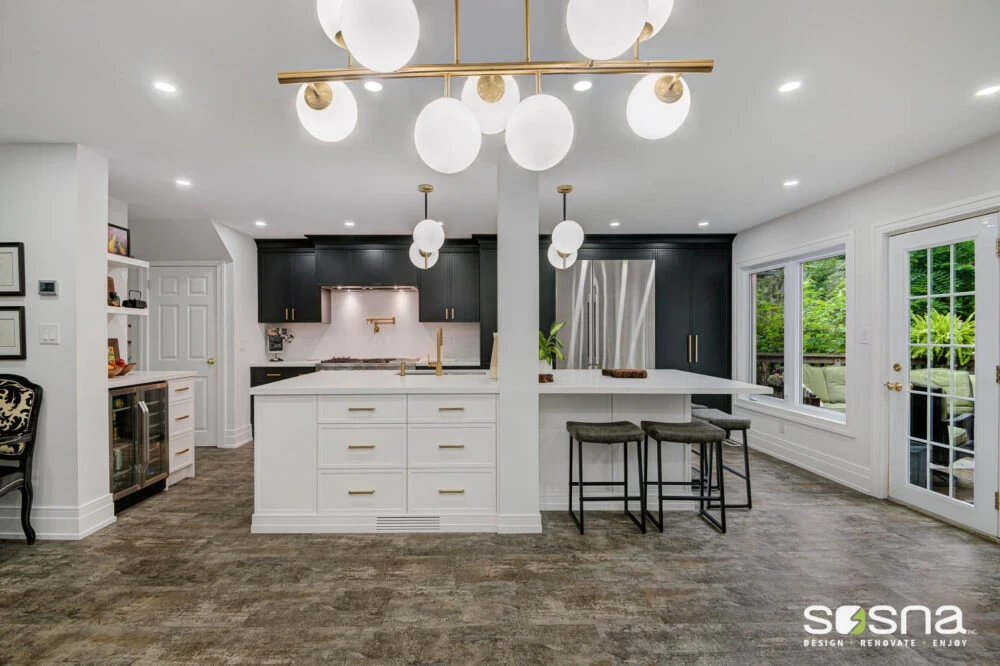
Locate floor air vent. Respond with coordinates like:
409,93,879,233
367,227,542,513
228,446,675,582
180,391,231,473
376,516,441,533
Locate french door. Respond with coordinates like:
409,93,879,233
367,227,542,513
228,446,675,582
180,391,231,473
888,214,999,536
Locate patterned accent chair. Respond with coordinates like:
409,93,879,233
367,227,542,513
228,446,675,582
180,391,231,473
0,374,43,545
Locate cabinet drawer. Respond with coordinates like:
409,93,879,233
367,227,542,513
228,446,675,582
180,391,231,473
318,395,405,423
169,398,194,435
319,425,405,468
407,425,495,466
407,395,496,423
407,469,496,513
319,471,405,513
168,378,195,403
169,431,195,472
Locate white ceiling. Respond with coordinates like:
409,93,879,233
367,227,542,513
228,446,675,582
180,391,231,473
2,0,999,238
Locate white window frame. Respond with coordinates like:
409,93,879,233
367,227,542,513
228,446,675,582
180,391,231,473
736,234,853,431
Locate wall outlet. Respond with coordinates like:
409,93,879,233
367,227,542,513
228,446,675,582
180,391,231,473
778,421,786,435
239,339,247,352
39,323,60,345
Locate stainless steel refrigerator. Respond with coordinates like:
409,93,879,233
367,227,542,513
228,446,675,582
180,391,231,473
555,259,656,369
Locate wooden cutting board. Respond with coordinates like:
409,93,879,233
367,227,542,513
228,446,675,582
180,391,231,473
601,368,648,379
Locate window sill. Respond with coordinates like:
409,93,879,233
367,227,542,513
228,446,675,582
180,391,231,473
734,397,853,438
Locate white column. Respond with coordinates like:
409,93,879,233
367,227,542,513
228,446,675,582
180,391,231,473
496,155,542,533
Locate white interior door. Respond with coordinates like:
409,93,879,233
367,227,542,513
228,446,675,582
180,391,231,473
888,214,999,536
150,265,219,448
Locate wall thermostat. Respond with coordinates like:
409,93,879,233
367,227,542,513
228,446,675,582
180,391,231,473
38,280,58,296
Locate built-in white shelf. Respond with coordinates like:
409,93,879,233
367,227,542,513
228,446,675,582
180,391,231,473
107,306,148,317
107,253,149,270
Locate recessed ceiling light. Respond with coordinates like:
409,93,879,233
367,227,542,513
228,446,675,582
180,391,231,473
698,220,710,227
609,220,621,227
778,80,802,93
574,80,593,92
975,85,1000,97
344,220,355,227
364,80,383,92
783,179,800,188
255,220,267,227
175,178,192,188
153,80,177,94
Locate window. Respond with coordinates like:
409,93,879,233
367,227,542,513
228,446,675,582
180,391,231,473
748,249,848,419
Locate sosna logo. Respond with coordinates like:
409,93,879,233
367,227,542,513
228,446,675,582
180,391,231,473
804,605,966,636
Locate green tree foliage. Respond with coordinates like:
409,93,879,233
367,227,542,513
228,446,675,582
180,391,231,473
754,269,784,354
802,256,847,354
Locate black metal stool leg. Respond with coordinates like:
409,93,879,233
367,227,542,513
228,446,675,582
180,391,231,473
743,429,752,510
568,435,583,534
635,440,646,534
578,439,584,533
698,441,727,534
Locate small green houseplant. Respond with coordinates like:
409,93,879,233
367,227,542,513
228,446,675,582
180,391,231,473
539,321,566,374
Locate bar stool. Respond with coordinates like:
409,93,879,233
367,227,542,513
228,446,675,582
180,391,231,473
641,420,728,534
567,421,646,535
692,408,752,510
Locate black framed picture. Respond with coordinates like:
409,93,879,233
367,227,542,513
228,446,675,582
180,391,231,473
107,224,130,257
0,243,25,296
0,306,26,360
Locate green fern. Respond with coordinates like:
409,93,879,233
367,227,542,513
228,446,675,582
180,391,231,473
910,310,975,367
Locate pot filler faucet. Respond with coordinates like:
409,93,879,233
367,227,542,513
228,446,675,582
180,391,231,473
426,327,444,376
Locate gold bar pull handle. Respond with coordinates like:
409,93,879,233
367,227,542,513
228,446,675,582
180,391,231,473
174,386,191,392
438,444,465,449
265,373,281,377
694,334,699,364
438,489,465,494
687,334,692,364
438,407,465,412
348,490,375,495
348,407,376,412
175,414,190,421
175,448,190,455
348,444,376,450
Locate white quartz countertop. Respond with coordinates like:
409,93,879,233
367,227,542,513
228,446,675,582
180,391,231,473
538,370,773,395
250,369,499,395
251,361,321,368
109,370,196,389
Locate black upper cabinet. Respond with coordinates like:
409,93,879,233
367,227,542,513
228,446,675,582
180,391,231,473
315,247,417,287
315,249,350,286
478,241,497,367
257,247,325,323
655,248,694,371
418,250,480,322
382,249,418,287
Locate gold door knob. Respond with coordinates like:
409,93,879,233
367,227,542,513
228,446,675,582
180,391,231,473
207,357,216,365
885,381,901,391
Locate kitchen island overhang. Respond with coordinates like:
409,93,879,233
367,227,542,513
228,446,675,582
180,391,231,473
250,370,769,534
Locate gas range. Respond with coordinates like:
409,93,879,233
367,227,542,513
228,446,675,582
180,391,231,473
316,357,416,371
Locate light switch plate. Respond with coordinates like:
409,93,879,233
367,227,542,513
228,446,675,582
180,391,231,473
38,280,58,296
39,323,60,345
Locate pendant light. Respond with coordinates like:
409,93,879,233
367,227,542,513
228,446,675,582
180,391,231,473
505,75,574,172
317,0,346,48
295,82,358,142
627,73,691,140
566,0,647,61
548,185,583,270
461,75,521,135
641,0,675,41
415,76,482,174
411,184,444,270
341,0,420,73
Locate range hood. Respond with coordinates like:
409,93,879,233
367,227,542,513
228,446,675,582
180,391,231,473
322,285,418,292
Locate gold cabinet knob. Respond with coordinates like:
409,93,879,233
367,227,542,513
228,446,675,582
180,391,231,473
207,357,216,365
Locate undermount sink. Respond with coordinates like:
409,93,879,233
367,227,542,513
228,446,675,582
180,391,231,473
399,368,488,376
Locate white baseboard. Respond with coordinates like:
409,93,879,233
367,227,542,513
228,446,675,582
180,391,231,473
497,512,542,533
0,492,115,541
748,429,874,495
222,423,252,449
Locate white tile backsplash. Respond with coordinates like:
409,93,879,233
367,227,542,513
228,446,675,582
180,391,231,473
264,290,480,363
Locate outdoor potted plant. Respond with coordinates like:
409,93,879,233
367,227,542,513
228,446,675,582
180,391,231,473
539,321,565,383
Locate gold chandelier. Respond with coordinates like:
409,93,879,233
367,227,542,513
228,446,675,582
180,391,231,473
282,0,714,172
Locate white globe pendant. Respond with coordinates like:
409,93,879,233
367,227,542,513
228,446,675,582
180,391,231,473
295,82,358,142
552,220,585,254
460,76,520,135
505,94,574,172
317,0,345,46
627,74,691,140
414,97,482,174
547,243,578,270
341,0,419,73
412,218,445,253
409,241,439,270
566,0,647,61
645,0,675,39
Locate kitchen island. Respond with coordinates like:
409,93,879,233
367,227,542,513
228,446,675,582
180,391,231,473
250,369,768,534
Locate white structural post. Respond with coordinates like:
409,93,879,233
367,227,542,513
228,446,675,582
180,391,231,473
496,155,542,533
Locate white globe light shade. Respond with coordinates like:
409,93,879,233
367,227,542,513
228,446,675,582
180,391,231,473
566,0,647,60
413,218,445,253
460,76,520,135
341,0,419,73
504,94,575,172
627,74,691,140
414,98,482,174
317,0,344,45
552,220,585,254
409,242,439,270
295,83,358,142
646,0,675,38
547,243,578,270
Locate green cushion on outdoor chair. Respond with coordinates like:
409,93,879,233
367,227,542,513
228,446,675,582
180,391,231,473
802,364,830,403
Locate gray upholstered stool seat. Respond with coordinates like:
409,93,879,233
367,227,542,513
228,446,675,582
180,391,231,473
691,403,708,410
640,420,725,443
692,408,751,431
567,421,644,443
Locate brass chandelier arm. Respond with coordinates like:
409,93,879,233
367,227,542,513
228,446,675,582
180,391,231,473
277,59,714,85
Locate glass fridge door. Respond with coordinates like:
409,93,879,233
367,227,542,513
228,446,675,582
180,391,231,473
140,384,169,484
109,390,140,498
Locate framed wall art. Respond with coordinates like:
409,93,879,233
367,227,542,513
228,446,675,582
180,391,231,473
0,306,26,360
0,243,25,296
107,224,130,257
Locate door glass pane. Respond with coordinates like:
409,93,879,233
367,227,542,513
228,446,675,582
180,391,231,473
751,268,784,397
908,440,928,488
143,387,168,481
110,392,138,495
801,255,847,412
906,242,976,505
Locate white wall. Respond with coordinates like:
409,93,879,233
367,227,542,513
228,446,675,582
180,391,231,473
108,197,127,229
733,132,1000,497
129,219,231,262
0,144,114,539
273,290,480,364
